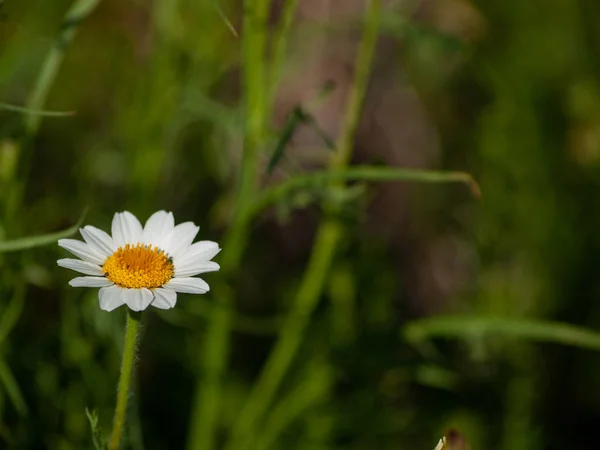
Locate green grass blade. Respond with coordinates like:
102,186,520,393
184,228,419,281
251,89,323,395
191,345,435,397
25,0,102,134
0,282,25,345
403,316,600,351
210,0,238,37
0,356,27,416
256,361,332,450
0,103,75,117
0,208,87,253
252,165,479,216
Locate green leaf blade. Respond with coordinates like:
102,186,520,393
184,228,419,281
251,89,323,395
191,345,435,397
0,208,87,253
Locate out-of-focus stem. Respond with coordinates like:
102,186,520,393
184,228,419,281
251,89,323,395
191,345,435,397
225,1,382,448
187,1,271,449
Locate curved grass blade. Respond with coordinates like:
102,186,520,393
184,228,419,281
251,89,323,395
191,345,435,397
254,165,480,216
0,208,87,253
25,0,102,134
0,282,25,345
403,316,600,351
0,356,27,416
211,0,238,37
0,102,75,117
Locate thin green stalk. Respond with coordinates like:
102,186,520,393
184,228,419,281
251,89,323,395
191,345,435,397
220,0,271,271
268,0,300,105
330,0,380,170
187,1,271,449
109,311,142,450
251,165,479,217
0,355,27,417
225,220,342,450
25,0,102,134
4,0,101,226
226,1,382,448
0,103,74,116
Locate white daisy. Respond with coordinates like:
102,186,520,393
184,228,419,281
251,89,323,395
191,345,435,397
57,210,220,312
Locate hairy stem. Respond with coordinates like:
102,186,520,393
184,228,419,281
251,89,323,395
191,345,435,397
109,311,141,450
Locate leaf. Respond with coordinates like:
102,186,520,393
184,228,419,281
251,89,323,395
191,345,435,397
403,316,600,351
0,356,27,416
267,83,337,174
85,408,107,450
181,89,242,132
0,208,87,253
267,107,306,174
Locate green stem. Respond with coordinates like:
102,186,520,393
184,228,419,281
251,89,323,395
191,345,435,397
108,311,142,450
186,1,271,449
330,0,380,170
4,0,101,231
250,166,479,217
226,1,381,448
268,0,300,106
225,219,342,450
25,0,102,134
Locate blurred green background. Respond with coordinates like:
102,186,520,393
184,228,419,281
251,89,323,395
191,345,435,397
2,0,600,449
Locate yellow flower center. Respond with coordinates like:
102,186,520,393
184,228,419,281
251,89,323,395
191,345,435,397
102,244,174,289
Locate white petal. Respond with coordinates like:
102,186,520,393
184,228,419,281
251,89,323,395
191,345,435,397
111,213,124,247
80,226,116,257
57,258,103,276
142,211,175,245
151,288,177,310
176,241,221,263
159,222,199,258
122,288,154,311
165,277,209,294
112,211,143,247
68,276,114,287
174,261,220,277
58,239,105,265
98,285,126,312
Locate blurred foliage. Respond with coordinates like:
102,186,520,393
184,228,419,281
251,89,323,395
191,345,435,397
1,0,600,450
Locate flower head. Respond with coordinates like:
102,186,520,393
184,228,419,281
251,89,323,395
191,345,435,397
57,211,220,312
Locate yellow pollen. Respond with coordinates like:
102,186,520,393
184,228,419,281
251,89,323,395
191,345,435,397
103,244,174,289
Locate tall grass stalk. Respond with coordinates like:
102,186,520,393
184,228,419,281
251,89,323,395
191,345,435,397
225,1,382,448
187,1,272,449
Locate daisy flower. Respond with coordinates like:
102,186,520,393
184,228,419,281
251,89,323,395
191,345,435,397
57,210,220,312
